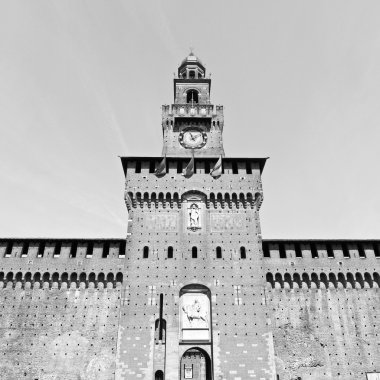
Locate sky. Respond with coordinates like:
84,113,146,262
0,1,379,239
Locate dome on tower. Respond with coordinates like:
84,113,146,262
178,51,206,79
181,52,203,66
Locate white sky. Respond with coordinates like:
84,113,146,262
0,1,379,239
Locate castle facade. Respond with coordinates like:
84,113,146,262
0,54,379,380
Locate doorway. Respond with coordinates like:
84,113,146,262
180,348,211,380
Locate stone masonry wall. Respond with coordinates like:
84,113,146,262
0,284,121,380
264,240,380,380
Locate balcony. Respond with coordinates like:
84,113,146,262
162,104,223,118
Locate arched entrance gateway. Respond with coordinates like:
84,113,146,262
179,285,213,379
180,347,211,380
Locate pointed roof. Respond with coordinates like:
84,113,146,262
181,52,203,66
179,51,205,72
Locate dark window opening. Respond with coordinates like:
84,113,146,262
4,241,13,258
21,242,29,258
342,244,350,258
327,244,335,258
358,244,366,258
311,244,319,258
186,89,198,103
246,161,252,174
262,243,270,258
86,242,94,258
177,161,182,174
37,242,45,258
279,244,286,259
240,246,246,259
70,242,77,258
168,246,173,259
53,242,61,258
232,161,238,174
189,70,195,79
135,161,141,173
205,160,210,173
102,241,110,258
216,246,222,259
295,244,302,258
119,240,126,258
192,246,197,258
143,246,149,259
149,160,155,173
374,242,380,258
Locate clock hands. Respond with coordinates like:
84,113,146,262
189,132,199,141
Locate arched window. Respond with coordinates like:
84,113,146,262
192,246,198,258
155,370,164,380
240,246,246,259
216,246,222,259
143,246,149,259
168,246,173,259
186,90,198,103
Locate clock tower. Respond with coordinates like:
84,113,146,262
119,53,272,380
162,52,225,157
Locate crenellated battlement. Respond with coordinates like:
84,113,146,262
0,238,126,260
126,191,263,210
262,239,380,260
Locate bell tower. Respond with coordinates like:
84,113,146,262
162,52,225,157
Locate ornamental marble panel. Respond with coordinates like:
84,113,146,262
145,213,179,232
210,212,246,232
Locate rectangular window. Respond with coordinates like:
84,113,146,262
358,244,366,258
37,242,45,258
262,243,270,258
311,244,319,258
374,243,380,258
70,242,77,258
327,244,335,258
246,161,252,174
295,244,303,258
279,244,286,258
102,241,110,258
53,241,61,258
21,241,29,258
119,240,126,258
86,242,94,258
177,161,182,174
342,244,350,258
4,241,13,258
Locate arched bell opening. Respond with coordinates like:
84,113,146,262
155,370,164,380
180,347,211,380
187,90,199,104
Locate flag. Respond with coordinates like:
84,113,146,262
182,151,195,177
155,156,166,176
210,155,222,178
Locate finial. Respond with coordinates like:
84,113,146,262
189,46,194,55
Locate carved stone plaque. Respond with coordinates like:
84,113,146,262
210,213,245,232
180,293,210,341
145,214,178,232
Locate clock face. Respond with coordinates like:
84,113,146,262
179,129,207,149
